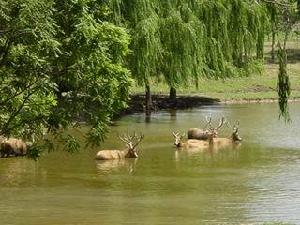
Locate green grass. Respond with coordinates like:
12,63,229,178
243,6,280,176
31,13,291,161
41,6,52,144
131,41,300,101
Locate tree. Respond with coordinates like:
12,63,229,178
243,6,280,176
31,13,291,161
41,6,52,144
49,0,132,147
0,0,132,157
111,0,267,106
265,2,279,61
111,0,162,112
0,0,59,142
261,0,296,121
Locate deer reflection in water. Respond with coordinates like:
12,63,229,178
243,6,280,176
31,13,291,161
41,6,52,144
96,158,138,174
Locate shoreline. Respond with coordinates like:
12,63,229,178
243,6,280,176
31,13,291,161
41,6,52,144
120,94,300,115
221,97,300,104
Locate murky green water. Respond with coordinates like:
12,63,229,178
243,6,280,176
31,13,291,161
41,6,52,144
0,103,300,225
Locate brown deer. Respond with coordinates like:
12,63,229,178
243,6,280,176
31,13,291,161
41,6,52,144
172,132,210,149
207,122,242,149
0,136,30,157
188,116,225,140
95,133,144,160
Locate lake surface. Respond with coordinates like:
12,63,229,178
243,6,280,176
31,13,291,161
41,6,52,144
0,103,300,225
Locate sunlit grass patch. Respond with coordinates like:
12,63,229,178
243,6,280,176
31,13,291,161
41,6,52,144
131,41,300,102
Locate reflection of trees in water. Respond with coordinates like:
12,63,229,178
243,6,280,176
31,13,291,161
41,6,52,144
169,109,177,121
95,158,138,174
0,158,38,187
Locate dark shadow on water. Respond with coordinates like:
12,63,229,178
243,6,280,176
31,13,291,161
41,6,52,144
120,94,220,116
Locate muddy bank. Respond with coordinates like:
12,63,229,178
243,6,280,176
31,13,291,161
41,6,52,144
119,94,300,116
120,94,220,115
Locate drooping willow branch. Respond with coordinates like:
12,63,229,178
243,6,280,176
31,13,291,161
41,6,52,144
259,0,293,122
277,42,291,122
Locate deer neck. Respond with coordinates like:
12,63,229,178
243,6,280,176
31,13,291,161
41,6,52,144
125,149,138,158
232,133,242,142
208,136,214,145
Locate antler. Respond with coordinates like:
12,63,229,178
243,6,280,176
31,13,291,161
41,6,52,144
204,114,212,129
216,117,225,131
119,132,144,149
132,133,144,149
233,121,239,131
118,133,130,144
172,131,185,138
172,132,179,138
204,115,223,130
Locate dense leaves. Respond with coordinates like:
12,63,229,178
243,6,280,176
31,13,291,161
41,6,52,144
111,0,267,103
1,0,297,157
262,0,296,121
0,0,131,155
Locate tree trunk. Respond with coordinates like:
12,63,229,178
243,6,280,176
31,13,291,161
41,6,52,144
271,28,276,62
169,86,177,101
145,83,152,113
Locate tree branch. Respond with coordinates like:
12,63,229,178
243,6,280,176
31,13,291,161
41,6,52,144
0,39,12,66
0,78,46,106
0,88,39,136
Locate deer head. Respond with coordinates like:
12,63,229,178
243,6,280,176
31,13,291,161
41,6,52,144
119,132,144,158
231,121,242,142
172,131,185,147
205,115,226,137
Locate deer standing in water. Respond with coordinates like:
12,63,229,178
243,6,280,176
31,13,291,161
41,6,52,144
187,116,225,140
173,121,242,151
209,122,242,148
95,133,144,160
172,132,210,149
0,136,31,157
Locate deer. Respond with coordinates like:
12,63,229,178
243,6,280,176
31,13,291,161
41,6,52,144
174,121,242,151
207,122,242,149
172,132,210,149
187,116,225,140
0,136,31,157
95,133,144,160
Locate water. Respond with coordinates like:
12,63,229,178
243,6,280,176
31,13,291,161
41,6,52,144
0,103,300,225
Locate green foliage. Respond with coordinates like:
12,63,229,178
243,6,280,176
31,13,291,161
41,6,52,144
0,0,132,157
0,0,59,140
262,0,296,121
277,43,291,122
110,0,267,91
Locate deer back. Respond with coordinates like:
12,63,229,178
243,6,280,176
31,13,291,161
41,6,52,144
0,138,28,157
185,139,210,149
187,128,210,140
95,150,127,160
211,138,232,146
209,136,241,151
96,133,143,160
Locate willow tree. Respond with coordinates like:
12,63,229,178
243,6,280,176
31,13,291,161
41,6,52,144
159,3,205,100
264,0,295,121
111,0,162,111
265,2,279,61
110,0,267,109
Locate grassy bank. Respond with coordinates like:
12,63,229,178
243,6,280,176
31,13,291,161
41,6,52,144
131,41,300,102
